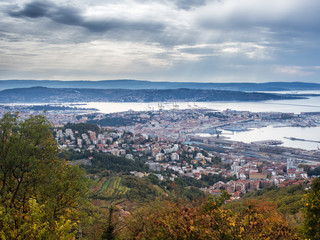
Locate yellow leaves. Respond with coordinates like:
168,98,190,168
304,178,320,239
119,198,301,240
0,113,88,239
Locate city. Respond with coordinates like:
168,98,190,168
8,104,314,200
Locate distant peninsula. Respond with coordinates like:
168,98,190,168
0,87,304,103
1,79,320,91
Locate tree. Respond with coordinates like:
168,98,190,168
101,206,116,240
236,200,300,240
119,198,300,240
304,177,320,239
0,113,88,239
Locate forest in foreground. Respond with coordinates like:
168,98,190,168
0,113,320,239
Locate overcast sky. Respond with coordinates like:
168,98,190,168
0,0,320,82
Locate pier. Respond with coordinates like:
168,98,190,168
284,137,320,144
251,140,283,145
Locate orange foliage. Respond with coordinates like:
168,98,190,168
119,198,301,240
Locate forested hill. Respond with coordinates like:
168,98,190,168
0,86,303,103
1,79,320,91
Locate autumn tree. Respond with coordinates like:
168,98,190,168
0,113,88,239
304,177,320,239
236,200,300,240
118,197,301,240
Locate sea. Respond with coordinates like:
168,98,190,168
80,90,320,114
83,97,320,114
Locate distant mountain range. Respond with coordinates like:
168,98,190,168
0,87,303,103
1,80,320,91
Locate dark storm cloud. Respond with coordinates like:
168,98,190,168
8,1,164,33
9,1,50,18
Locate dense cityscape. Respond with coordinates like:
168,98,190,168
2,104,319,201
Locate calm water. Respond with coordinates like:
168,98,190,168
4,95,320,114
83,96,320,114
238,126,320,150
214,126,319,151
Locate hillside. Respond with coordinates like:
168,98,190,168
225,184,306,215
0,86,303,103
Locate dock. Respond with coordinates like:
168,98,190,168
284,137,320,144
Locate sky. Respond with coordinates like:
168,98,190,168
0,0,320,83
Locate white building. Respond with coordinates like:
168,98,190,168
156,153,165,161
171,152,180,161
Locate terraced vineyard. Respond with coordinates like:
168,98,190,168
92,176,129,203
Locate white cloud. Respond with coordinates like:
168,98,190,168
196,0,320,30
0,39,173,76
275,66,314,76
